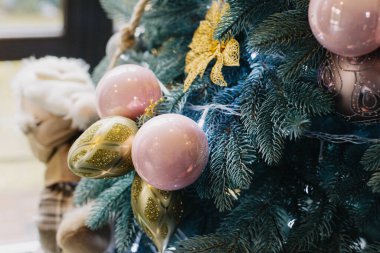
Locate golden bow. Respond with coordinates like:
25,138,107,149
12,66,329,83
184,1,240,91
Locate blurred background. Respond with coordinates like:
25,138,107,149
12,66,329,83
0,0,64,38
0,1,112,252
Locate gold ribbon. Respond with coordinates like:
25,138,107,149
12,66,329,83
184,1,240,91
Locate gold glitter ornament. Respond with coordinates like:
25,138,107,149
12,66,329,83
184,1,240,91
131,174,183,253
68,116,137,178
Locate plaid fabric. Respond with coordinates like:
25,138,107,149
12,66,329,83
37,182,77,231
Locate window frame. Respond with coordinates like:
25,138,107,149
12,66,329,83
0,0,112,68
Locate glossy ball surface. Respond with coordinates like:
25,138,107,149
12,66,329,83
309,0,380,57
132,114,209,191
96,64,162,120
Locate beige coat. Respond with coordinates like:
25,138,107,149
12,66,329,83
26,115,80,186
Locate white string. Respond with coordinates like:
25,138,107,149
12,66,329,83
187,103,241,129
188,103,241,116
304,131,380,144
197,107,210,129
158,80,171,96
187,104,380,145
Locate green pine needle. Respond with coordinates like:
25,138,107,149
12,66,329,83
86,174,134,230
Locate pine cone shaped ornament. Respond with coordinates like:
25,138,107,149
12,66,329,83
131,174,183,253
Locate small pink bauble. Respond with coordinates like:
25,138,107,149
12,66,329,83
96,64,162,119
132,114,209,191
309,0,380,57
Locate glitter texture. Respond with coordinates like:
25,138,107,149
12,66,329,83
77,123,101,145
132,175,142,202
184,1,239,91
130,175,183,252
118,158,133,170
104,123,133,142
71,149,87,164
87,149,119,168
68,117,137,178
144,197,160,222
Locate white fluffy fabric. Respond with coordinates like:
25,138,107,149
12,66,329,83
13,56,99,131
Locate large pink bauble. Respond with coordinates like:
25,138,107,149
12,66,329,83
309,0,380,57
96,64,162,119
132,114,209,191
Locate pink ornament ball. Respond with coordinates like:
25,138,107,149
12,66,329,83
308,0,380,57
132,114,209,191
96,64,162,120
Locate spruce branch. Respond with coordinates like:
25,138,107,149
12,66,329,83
280,109,310,140
362,144,380,193
218,195,290,253
114,203,137,252
143,0,207,48
247,10,312,53
363,243,380,253
283,81,333,116
290,0,309,10
239,65,268,139
367,172,380,194
86,174,134,230
277,40,324,82
208,132,235,211
176,233,250,253
100,0,137,22
226,124,255,189
215,0,284,40
74,177,119,206
255,92,284,165
286,202,335,252
362,144,380,172
157,88,190,114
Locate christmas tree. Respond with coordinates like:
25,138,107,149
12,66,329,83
70,0,380,252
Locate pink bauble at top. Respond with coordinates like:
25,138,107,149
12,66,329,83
132,114,209,191
308,0,380,57
96,64,162,120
